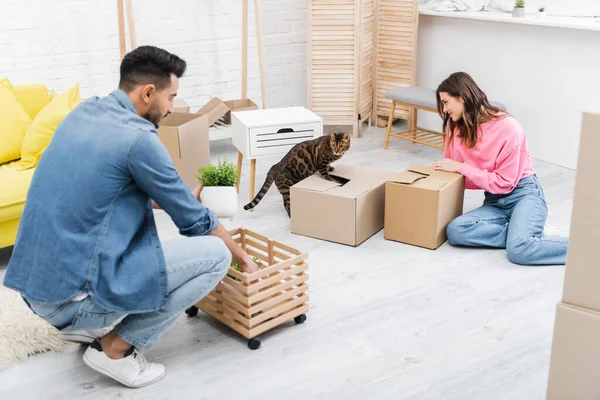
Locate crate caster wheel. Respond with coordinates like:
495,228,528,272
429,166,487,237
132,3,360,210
185,306,199,317
294,314,307,324
247,337,261,350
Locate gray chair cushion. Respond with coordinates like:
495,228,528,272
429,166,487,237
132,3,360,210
385,86,506,111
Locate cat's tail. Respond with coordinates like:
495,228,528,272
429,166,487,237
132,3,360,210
244,171,274,210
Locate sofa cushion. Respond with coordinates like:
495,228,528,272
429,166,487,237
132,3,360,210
19,83,81,170
0,79,32,165
0,160,35,222
12,84,51,120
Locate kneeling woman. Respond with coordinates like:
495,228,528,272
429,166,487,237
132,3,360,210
432,72,568,266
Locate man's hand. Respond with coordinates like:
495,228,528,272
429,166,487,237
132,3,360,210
432,159,464,173
192,184,203,203
208,224,260,274
238,258,259,274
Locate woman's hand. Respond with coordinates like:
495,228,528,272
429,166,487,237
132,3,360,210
432,159,464,173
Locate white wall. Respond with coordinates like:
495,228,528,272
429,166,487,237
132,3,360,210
0,0,307,110
416,14,600,169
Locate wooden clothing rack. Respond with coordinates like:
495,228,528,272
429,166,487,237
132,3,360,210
116,0,268,108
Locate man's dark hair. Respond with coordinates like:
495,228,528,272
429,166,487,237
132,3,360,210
118,45,186,93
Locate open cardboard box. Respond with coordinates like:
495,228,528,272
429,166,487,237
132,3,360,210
384,165,465,249
290,164,398,246
173,98,190,113
157,98,229,189
223,98,259,123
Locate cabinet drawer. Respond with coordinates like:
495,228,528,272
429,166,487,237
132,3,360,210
249,122,321,157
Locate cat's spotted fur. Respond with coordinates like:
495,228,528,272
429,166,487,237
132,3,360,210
244,131,351,216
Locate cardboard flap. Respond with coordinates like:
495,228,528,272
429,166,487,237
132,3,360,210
173,99,190,113
292,175,342,192
197,97,229,126
389,170,427,185
161,112,200,127
408,165,434,176
417,179,447,191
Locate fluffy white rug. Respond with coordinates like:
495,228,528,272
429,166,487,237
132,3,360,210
0,285,66,370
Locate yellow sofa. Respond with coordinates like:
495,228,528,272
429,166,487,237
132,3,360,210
0,79,80,248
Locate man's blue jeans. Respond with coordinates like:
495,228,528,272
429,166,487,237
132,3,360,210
446,175,568,266
25,235,231,349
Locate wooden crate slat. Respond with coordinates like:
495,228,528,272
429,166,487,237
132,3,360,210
247,294,309,329
244,237,270,254
197,301,251,338
247,262,308,294
247,273,309,307
249,284,309,316
273,239,302,256
248,303,310,338
247,252,306,281
200,295,250,329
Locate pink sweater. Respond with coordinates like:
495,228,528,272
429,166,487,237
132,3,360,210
444,115,536,194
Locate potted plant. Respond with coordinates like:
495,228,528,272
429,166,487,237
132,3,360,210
197,159,238,218
512,0,525,17
538,6,546,17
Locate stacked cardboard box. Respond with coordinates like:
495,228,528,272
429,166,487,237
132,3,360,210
546,103,600,399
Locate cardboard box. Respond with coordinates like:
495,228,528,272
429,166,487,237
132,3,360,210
562,102,600,312
290,164,398,246
547,303,600,399
384,165,465,249
173,99,190,113
224,98,259,123
157,98,229,189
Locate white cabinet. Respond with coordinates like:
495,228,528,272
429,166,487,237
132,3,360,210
232,107,323,159
231,106,324,206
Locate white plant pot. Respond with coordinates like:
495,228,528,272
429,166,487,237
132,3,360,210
512,7,525,17
539,11,546,18
200,186,238,218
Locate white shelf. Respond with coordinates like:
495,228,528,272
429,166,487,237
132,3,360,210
209,119,233,142
231,106,323,129
419,9,600,32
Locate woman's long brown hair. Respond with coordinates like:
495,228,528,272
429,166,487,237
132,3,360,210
436,72,506,149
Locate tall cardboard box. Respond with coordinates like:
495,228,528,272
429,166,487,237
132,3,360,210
384,165,465,249
561,102,600,312
290,164,398,246
547,303,600,399
157,98,229,189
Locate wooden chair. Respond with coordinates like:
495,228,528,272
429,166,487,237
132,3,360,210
383,86,506,150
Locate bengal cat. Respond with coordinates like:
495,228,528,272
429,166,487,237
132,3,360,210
243,131,351,217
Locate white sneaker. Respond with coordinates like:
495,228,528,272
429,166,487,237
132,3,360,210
542,224,568,238
83,340,166,388
59,327,112,344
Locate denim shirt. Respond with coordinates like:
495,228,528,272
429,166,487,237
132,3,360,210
3,90,219,313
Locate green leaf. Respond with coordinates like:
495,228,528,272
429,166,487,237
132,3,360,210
197,158,238,187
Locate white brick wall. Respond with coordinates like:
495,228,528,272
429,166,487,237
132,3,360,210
0,0,307,110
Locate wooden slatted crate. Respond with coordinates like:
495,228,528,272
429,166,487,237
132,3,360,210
185,228,309,350
372,0,419,127
307,0,375,138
